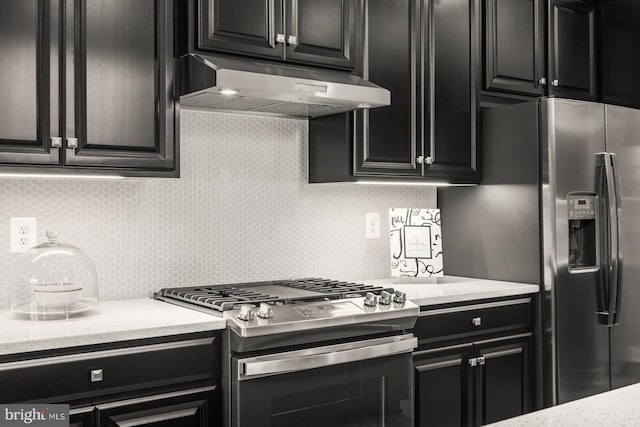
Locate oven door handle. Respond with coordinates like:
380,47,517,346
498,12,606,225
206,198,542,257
238,334,417,380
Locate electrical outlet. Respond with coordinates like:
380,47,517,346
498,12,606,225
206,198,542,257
10,217,37,254
365,212,380,239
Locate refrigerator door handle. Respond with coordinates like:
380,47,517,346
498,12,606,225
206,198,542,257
598,152,623,326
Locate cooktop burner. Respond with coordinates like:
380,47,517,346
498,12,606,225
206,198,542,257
156,278,394,312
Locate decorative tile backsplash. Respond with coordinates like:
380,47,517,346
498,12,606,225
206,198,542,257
0,109,436,309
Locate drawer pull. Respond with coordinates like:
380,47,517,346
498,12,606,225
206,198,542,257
468,356,486,367
90,369,103,383
471,317,482,327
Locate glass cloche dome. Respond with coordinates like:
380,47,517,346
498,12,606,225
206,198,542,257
10,230,99,320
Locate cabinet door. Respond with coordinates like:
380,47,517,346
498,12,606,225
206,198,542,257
354,0,422,177
197,0,283,60
284,0,357,69
484,0,545,96
69,408,94,427
64,0,177,172
426,0,480,183
475,337,533,425
548,0,596,100
97,389,217,427
414,345,474,427
0,0,60,166
598,0,640,109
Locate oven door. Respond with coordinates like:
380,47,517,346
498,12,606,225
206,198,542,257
231,333,417,427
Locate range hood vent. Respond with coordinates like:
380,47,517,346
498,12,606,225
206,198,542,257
178,54,391,118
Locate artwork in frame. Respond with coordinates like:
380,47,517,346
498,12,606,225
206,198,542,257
389,208,443,277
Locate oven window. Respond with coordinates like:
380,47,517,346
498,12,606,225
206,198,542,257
233,353,413,427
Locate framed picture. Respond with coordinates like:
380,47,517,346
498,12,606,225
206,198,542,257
389,208,443,277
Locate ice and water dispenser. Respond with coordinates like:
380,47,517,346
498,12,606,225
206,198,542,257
567,193,598,271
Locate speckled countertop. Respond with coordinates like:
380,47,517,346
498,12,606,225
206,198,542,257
362,275,539,306
0,298,225,356
488,383,640,426
0,276,538,357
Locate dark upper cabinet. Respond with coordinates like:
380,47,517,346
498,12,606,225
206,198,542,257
428,0,480,183
197,0,283,60
197,0,357,70
482,0,596,102
354,0,421,177
0,0,178,176
309,0,480,184
483,0,546,96
548,0,597,100
0,0,59,166
598,0,640,109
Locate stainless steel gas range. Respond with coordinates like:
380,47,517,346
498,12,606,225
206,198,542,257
155,278,419,427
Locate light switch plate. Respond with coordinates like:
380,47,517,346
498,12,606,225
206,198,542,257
10,217,37,254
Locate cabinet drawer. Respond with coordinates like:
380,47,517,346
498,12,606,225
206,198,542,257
0,336,217,404
413,298,532,344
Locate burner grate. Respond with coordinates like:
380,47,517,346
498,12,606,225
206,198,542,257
157,278,394,312
282,278,393,298
162,286,282,311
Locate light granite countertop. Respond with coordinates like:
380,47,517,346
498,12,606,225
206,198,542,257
0,276,538,357
0,298,225,356
488,383,640,426
362,275,539,306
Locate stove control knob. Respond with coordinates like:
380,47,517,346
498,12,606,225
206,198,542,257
393,291,407,305
364,292,378,307
256,303,273,319
237,304,255,321
379,290,392,305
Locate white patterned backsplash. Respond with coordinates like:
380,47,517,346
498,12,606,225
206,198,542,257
0,109,436,309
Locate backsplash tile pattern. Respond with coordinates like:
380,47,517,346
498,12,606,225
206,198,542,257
0,109,435,309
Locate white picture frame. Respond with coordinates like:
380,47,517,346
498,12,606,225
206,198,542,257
389,208,444,277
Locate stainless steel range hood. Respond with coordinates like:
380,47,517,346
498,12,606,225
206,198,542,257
178,54,391,118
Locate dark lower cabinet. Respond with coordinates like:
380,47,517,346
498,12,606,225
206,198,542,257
477,337,532,425
412,297,535,426
0,0,178,177
70,409,94,427
414,337,532,427
97,389,214,427
414,345,472,427
0,333,220,427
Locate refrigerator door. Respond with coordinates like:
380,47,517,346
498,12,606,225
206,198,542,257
541,99,609,404
605,104,640,389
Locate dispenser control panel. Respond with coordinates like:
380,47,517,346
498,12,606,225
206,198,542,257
567,195,596,220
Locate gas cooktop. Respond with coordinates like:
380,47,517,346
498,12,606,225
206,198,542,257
155,278,419,351
155,278,395,312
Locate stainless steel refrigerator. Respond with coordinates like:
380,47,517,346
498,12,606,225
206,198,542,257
438,97,640,407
